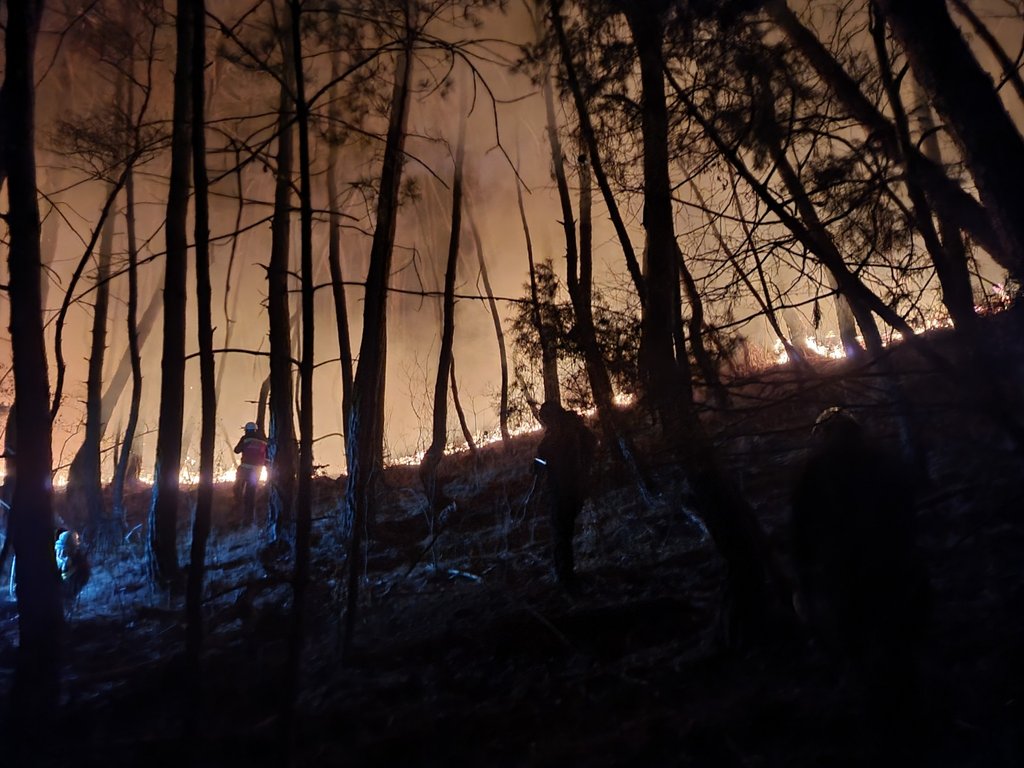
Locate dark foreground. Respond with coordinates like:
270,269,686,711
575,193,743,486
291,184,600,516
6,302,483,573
1,331,1023,767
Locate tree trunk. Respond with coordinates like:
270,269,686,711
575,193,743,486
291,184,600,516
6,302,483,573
825,271,864,358
3,0,65,744
622,5,682,416
51,178,126,421
541,63,650,490
540,52,580,363
100,288,160,431
609,60,805,641
949,0,1024,108
112,157,144,524
256,375,271,435
450,356,477,456
185,0,215,736
515,146,560,406
148,0,193,587
420,92,467,509
676,244,729,405
912,81,976,328
67,184,115,545
327,53,354,471
466,204,510,448
343,25,414,658
214,145,247,406
575,155,654,503
285,0,317,750
267,71,298,545
875,0,1024,281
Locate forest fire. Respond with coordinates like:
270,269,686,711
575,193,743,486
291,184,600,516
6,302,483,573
2,0,1024,766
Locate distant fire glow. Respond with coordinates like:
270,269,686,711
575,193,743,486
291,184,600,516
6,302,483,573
769,285,1011,366
52,464,269,489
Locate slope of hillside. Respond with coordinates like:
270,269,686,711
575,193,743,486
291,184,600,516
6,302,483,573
1,316,1023,767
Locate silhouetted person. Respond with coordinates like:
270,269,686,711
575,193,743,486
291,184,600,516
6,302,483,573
234,422,268,524
536,402,596,590
792,407,930,753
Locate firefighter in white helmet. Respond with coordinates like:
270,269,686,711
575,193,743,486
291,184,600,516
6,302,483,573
234,422,268,523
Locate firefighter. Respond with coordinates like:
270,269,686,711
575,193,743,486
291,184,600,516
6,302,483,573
55,528,90,608
234,422,268,524
791,407,931,747
535,402,597,590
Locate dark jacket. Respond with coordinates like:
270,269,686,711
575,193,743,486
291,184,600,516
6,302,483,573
537,410,597,504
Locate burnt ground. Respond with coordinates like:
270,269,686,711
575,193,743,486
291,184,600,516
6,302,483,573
2,320,1024,767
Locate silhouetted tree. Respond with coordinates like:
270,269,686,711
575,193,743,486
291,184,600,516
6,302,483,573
267,35,298,545
874,0,1024,281
514,147,560,406
327,51,355,470
148,0,193,587
467,202,511,448
618,0,685,415
343,10,415,658
420,86,468,510
547,0,646,305
762,0,1016,277
185,0,216,735
2,0,66,743
66,189,115,543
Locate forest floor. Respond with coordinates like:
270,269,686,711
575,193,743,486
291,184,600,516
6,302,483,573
1,317,1024,767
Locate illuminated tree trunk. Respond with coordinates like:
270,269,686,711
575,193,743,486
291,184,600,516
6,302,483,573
67,186,115,544
256,374,271,435
450,357,477,456
327,53,354,470
467,205,510,448
112,159,144,524
101,289,159,431
343,28,414,658
148,0,193,587
186,0,215,733
420,95,466,509
267,70,298,544
3,0,65,742
874,0,1024,280
51,180,125,422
